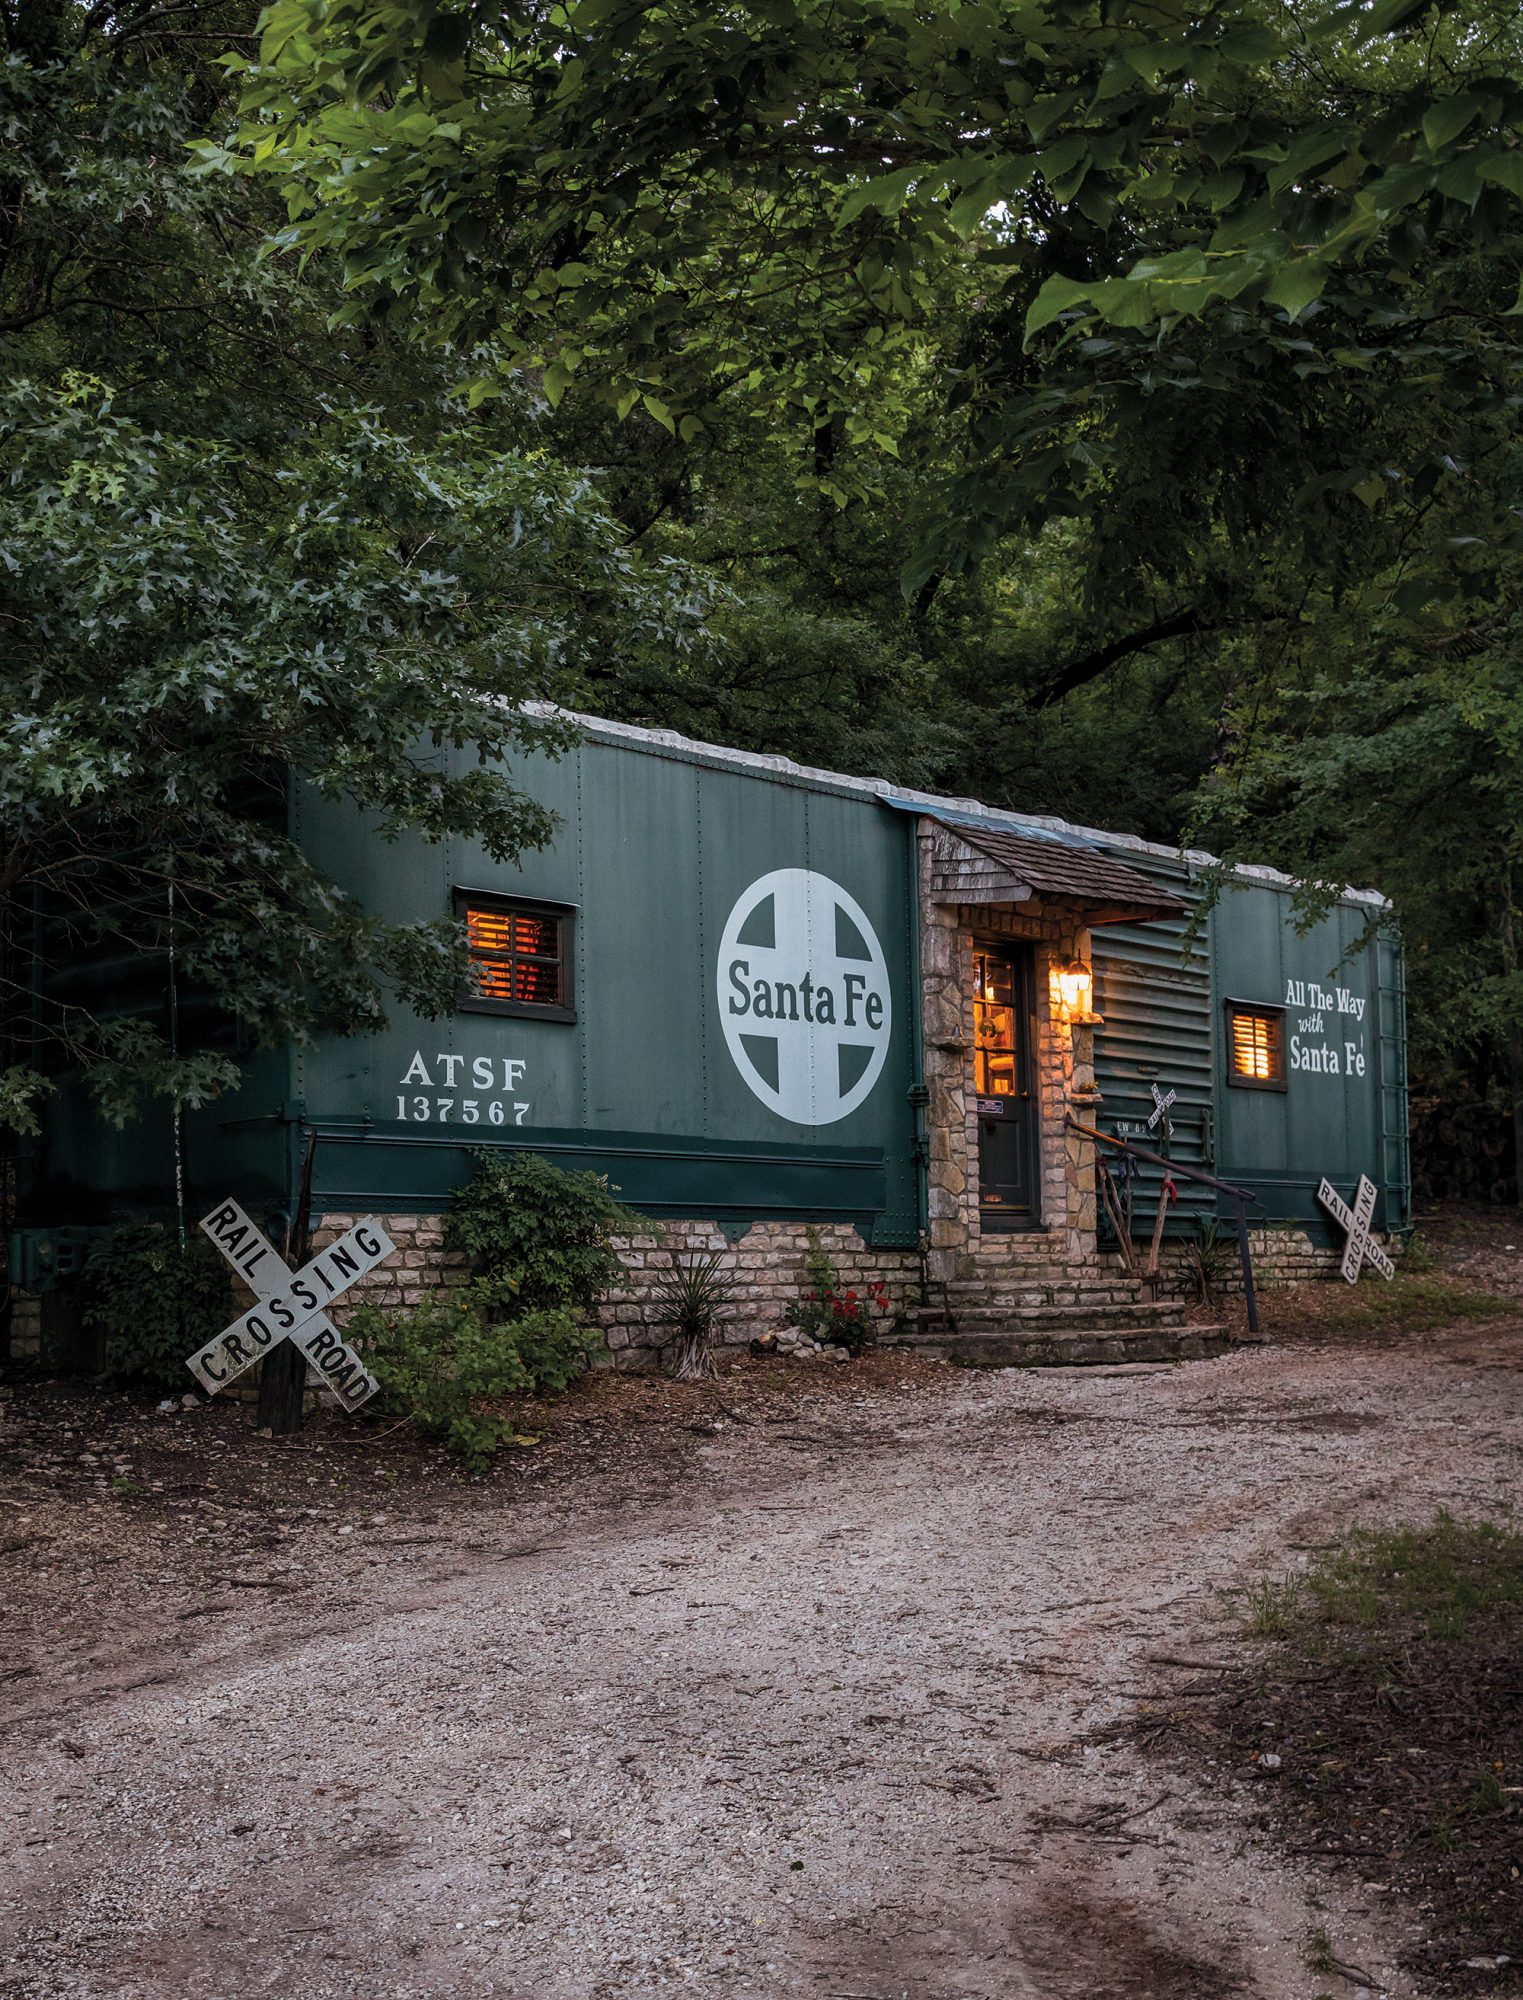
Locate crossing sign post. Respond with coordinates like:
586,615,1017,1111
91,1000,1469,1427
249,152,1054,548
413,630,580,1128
1316,1174,1396,1285
187,1198,391,1409
1147,1082,1177,1143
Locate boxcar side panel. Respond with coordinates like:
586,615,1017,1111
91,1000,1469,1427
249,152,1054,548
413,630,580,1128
288,738,920,1240
1211,883,1399,1232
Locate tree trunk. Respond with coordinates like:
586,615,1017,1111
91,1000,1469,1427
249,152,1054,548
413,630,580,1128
1501,870,1523,1206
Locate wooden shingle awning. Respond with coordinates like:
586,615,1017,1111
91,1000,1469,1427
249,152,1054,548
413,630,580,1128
925,817,1187,926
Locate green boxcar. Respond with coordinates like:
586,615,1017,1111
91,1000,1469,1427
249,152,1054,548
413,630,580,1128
17,725,924,1249
11,715,1408,1269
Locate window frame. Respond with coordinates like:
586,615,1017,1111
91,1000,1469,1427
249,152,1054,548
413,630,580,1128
1224,997,1288,1093
454,887,576,1023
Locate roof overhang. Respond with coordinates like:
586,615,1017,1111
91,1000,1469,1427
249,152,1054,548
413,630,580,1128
924,817,1188,927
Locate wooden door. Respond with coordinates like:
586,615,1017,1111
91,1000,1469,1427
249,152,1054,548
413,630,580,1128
973,945,1038,1226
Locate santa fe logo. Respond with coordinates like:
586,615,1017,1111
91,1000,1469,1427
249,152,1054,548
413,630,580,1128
187,1199,391,1409
718,867,892,1127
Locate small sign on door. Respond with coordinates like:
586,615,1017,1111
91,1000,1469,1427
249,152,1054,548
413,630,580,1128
976,1097,1006,1117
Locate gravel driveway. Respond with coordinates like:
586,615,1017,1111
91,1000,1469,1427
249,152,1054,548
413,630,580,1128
4,1324,1521,2000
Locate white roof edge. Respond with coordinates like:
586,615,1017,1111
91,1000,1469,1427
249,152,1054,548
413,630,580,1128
524,703,1391,912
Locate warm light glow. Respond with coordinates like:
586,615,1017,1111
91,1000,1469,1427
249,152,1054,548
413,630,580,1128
462,899,564,1007
1056,958,1093,1021
1230,1009,1281,1082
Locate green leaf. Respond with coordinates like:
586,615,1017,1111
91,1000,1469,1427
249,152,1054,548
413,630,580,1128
641,392,676,435
422,12,470,63
1267,128,1349,198
1199,168,1246,211
1478,151,1523,201
1348,0,1440,38
1024,274,1092,342
1423,92,1483,156
835,164,922,229
1263,258,1328,318
1215,25,1285,65
1435,158,1483,208
1026,90,1081,144
949,176,997,235
1038,134,1089,185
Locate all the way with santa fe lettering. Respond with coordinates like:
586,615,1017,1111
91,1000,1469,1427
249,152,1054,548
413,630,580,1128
187,1200,391,1408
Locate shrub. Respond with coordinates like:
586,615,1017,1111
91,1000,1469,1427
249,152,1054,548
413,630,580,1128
782,1227,892,1354
344,1152,648,1469
80,1220,232,1388
347,1285,598,1473
444,1150,650,1313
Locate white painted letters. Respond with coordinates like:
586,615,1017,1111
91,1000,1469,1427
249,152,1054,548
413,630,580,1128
395,1051,532,1127
1284,977,1370,1084
717,869,892,1126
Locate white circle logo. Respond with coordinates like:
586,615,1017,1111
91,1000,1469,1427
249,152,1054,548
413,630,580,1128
717,868,892,1126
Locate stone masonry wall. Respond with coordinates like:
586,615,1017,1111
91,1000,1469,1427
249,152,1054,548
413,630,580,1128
918,823,1100,1295
7,1291,41,1359
1103,1223,1405,1298
312,1214,922,1372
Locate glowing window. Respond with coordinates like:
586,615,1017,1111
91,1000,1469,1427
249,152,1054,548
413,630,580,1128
972,949,1019,1099
1226,1002,1286,1090
456,892,574,1019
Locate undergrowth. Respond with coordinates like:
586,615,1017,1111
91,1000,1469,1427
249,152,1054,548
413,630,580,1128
1298,1514,1523,1644
1304,1271,1513,1336
348,1153,648,1471
1202,1515,1523,1993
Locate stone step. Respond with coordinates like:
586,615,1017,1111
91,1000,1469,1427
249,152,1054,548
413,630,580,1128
930,1287,1166,1314
882,1324,1233,1369
912,1299,1190,1336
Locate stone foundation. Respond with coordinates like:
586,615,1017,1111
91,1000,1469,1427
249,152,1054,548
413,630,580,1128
6,1290,42,1360
4,1212,1407,1386
312,1214,923,1371
1104,1223,1406,1297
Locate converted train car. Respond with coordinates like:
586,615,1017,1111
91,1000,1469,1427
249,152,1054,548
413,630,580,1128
10,712,1408,1356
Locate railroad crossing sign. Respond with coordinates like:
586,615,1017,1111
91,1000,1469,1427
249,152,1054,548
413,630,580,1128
1316,1174,1396,1285
187,1198,391,1408
1147,1082,1177,1140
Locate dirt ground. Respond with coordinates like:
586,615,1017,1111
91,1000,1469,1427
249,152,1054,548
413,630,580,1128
3,1287,1523,1999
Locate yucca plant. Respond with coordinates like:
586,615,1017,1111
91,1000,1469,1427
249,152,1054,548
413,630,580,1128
1184,1215,1234,1305
650,1249,738,1381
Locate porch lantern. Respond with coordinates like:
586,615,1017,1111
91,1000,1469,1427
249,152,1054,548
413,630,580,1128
1056,956,1101,1026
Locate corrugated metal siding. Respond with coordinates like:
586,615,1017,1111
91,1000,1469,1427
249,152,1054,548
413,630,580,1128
1092,854,1214,1237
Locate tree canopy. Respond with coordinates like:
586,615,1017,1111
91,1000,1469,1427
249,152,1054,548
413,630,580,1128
6,0,1523,1153
0,0,705,1134
226,0,1523,1123
234,1,1523,559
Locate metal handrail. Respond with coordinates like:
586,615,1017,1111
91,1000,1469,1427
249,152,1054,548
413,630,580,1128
1063,1113,1263,1335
